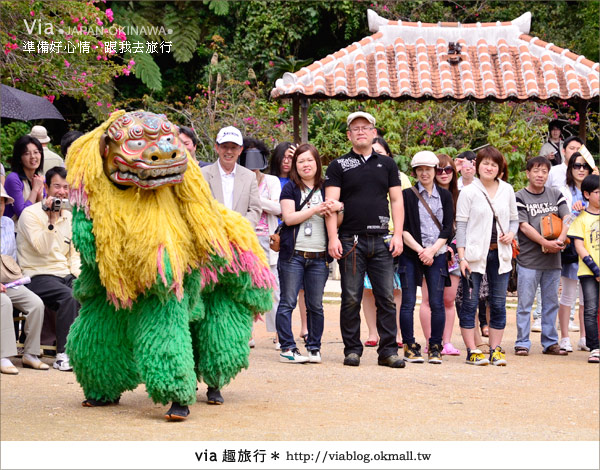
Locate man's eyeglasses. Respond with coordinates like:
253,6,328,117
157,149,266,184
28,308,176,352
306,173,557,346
349,126,374,134
572,163,588,170
436,166,454,175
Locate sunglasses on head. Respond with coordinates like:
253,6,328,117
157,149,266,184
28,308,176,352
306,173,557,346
572,163,588,170
436,165,454,175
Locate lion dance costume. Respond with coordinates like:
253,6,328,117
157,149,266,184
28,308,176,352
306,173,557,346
65,110,274,420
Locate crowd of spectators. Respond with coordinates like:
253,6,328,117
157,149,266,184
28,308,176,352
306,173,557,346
1,116,598,378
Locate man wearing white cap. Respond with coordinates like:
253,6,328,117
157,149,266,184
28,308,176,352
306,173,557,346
324,111,405,368
202,126,261,228
28,125,64,175
1,184,47,374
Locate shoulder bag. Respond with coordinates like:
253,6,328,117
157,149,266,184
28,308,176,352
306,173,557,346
269,186,318,252
1,254,23,283
478,189,520,259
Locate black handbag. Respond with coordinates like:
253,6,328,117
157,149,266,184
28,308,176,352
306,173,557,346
561,237,579,265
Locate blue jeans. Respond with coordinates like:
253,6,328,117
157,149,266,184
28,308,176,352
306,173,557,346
338,234,397,359
580,276,599,351
275,254,329,352
458,249,509,330
514,265,560,350
398,253,447,346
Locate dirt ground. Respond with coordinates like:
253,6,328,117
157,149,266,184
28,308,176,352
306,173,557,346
1,301,598,442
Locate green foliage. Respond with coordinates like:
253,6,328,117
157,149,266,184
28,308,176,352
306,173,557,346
0,121,30,170
265,56,315,83
125,40,162,91
163,3,202,63
205,0,230,16
303,99,587,190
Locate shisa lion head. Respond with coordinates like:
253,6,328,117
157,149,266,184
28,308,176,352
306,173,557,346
100,111,188,189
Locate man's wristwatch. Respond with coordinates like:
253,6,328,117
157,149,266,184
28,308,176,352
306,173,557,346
458,258,466,263
337,202,344,213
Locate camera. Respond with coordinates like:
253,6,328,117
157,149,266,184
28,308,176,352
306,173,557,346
304,221,312,237
43,198,71,212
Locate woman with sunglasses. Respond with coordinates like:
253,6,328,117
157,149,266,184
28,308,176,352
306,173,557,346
419,154,461,356
398,151,454,364
456,146,518,366
557,153,594,353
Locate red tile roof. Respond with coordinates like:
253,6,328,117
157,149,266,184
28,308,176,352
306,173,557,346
271,10,599,102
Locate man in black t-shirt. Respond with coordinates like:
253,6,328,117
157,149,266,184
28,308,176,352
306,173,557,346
324,112,405,368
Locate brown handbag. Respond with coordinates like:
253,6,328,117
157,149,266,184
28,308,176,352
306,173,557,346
540,213,562,240
0,254,23,283
269,225,282,252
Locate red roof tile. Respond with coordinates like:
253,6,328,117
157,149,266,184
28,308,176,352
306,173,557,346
271,9,599,102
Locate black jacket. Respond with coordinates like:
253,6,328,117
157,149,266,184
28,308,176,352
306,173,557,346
398,184,454,285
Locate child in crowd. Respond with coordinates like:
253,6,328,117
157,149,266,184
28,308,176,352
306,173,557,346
568,174,599,364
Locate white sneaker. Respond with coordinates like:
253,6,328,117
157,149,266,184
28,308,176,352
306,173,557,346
53,353,73,371
531,317,542,332
568,320,580,332
279,348,308,363
248,338,255,348
559,337,573,353
577,337,590,351
308,350,322,363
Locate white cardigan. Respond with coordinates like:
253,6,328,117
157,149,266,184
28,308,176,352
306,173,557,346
259,173,282,266
456,178,518,275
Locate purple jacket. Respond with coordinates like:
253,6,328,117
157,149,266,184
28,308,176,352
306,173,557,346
4,172,39,219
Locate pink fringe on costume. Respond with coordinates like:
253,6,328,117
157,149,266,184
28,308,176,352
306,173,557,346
69,186,91,218
200,243,277,290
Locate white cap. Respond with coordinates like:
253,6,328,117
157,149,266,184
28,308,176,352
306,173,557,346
1,184,14,204
29,125,50,143
411,151,439,168
216,126,243,146
347,112,376,127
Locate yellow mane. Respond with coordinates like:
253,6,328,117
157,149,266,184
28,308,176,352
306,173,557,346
66,110,268,307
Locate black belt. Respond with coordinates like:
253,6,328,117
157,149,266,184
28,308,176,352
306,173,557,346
294,250,327,259
489,243,498,250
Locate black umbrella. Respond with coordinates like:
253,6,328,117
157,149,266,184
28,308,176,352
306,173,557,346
1,84,65,121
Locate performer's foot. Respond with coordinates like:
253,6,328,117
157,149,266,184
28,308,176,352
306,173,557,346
206,387,224,405
165,402,190,421
82,396,120,407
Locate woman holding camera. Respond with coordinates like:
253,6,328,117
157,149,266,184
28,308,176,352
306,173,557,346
275,144,342,364
456,146,518,366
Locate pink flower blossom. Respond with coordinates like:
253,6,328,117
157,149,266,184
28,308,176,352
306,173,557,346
278,107,285,113
269,61,274,66
96,18,103,26
107,103,112,108
116,31,126,41
64,59,71,67
105,8,114,22
244,80,251,85
43,95,55,103
122,67,130,76
30,11,34,16
128,59,135,66
97,101,103,106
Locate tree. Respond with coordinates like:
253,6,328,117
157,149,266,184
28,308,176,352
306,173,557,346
0,0,130,119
